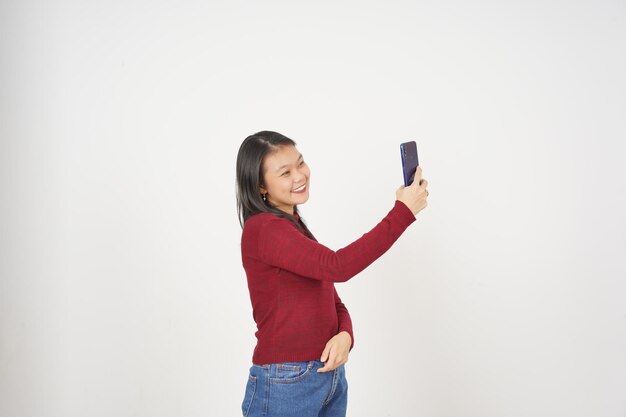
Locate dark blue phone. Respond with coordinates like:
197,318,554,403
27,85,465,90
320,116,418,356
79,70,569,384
400,141,419,186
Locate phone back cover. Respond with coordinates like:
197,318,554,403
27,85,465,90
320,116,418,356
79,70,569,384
401,141,419,186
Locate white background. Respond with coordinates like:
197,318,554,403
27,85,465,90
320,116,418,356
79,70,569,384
1,1,625,416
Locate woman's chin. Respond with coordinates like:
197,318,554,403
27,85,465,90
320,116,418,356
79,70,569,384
292,193,309,205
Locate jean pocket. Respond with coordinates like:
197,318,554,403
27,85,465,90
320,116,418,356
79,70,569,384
241,374,257,417
270,361,315,384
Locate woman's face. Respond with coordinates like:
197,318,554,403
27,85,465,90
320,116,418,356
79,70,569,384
260,145,310,215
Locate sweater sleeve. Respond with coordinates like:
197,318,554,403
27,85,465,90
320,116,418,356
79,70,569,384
334,287,354,351
256,200,416,282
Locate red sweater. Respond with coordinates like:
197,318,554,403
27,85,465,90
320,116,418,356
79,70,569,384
241,200,416,365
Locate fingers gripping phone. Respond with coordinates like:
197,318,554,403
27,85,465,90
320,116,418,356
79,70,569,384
400,141,419,186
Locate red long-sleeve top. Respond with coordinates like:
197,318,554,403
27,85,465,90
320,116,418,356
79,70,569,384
241,200,416,365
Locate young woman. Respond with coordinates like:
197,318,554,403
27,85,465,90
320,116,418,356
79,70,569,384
236,131,429,417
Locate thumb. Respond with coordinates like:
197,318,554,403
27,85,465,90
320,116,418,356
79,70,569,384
320,344,331,363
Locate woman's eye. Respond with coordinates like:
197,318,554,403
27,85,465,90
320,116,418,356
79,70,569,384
299,161,305,167
282,171,289,176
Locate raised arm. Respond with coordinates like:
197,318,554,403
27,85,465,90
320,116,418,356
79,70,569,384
254,200,416,282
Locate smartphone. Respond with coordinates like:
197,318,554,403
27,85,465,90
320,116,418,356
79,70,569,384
400,141,419,186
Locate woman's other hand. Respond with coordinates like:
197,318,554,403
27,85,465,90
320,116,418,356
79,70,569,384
396,166,429,215
317,331,351,373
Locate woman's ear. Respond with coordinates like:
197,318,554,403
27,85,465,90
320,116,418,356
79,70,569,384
259,185,267,194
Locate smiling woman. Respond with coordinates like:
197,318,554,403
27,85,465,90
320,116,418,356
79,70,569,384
259,146,310,215
235,131,429,417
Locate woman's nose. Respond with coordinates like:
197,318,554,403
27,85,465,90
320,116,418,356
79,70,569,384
294,169,306,182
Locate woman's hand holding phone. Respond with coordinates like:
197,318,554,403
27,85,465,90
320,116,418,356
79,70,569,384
396,166,429,216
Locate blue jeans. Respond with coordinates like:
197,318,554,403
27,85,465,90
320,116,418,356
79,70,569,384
241,360,348,417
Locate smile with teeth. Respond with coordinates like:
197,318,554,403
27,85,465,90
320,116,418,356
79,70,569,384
292,184,306,193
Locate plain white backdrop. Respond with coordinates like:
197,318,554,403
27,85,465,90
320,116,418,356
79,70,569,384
1,1,625,416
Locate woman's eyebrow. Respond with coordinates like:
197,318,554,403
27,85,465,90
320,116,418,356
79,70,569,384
275,154,303,172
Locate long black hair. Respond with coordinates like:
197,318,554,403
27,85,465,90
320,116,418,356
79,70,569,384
236,131,313,238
